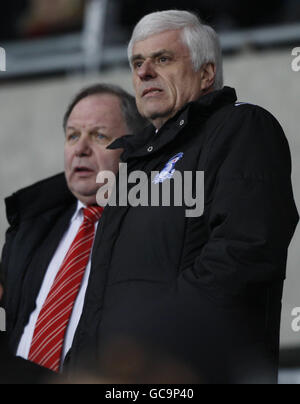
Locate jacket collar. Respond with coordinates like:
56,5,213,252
108,86,237,161
5,173,76,226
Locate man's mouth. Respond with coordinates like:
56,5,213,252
74,167,94,175
142,88,163,97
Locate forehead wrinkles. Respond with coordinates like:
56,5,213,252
68,94,122,122
66,123,106,132
69,105,113,120
67,109,117,130
133,29,190,55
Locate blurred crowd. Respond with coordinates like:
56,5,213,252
0,0,85,41
1,0,300,42
120,0,300,32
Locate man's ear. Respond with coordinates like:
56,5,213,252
200,63,216,92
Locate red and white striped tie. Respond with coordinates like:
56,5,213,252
28,205,103,372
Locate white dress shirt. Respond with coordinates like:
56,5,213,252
17,201,98,365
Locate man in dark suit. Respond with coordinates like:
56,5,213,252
0,83,146,382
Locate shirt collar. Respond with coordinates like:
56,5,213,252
71,200,86,223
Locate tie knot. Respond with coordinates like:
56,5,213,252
83,205,104,224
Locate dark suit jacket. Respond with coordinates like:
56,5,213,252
0,174,76,383
2,174,76,353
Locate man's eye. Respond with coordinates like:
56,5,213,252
158,56,169,63
95,133,107,140
68,134,79,141
133,61,143,69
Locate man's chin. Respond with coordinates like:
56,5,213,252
141,106,175,125
70,187,99,206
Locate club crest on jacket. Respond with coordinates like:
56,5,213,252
153,153,184,184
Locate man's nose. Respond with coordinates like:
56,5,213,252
75,135,92,157
137,59,157,80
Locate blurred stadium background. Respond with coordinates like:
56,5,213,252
0,0,299,383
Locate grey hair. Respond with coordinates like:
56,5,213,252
128,10,223,90
63,83,148,134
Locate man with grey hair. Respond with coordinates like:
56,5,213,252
127,10,223,129
96,10,297,383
